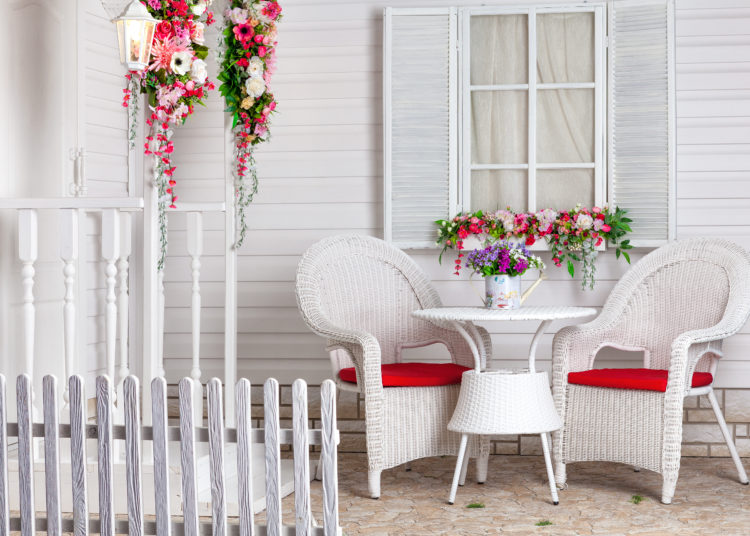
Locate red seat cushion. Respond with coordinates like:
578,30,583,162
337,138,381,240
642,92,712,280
338,363,470,387
567,368,713,392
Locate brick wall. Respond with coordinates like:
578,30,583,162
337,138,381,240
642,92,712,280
242,385,750,458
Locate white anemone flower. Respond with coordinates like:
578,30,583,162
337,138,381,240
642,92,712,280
170,51,193,76
245,76,266,98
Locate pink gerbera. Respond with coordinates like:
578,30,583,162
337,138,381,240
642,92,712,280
233,23,254,42
149,37,188,72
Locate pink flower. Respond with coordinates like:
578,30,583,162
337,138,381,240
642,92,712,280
601,224,611,232
147,0,162,9
154,21,173,41
254,123,268,137
149,37,188,72
257,46,268,57
233,23,255,42
592,206,602,213
261,1,282,21
254,34,264,44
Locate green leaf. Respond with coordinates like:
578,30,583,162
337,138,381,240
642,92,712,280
567,260,575,278
622,251,631,263
466,502,485,509
535,520,553,527
615,249,621,259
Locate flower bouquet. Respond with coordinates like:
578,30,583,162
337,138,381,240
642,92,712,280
466,242,545,309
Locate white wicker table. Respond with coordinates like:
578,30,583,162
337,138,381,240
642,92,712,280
412,306,597,505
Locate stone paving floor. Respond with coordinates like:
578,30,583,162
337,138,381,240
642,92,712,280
294,453,750,535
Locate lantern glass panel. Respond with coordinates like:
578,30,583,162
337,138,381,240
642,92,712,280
140,21,155,65
116,20,126,63
126,19,143,64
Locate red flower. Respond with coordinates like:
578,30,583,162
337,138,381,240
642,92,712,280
155,21,173,40
237,58,249,67
525,235,535,246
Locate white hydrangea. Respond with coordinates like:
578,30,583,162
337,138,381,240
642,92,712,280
245,76,266,98
576,213,594,230
246,56,264,79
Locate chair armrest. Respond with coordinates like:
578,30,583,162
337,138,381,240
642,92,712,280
668,326,732,394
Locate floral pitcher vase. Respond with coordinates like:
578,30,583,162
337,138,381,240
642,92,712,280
484,272,546,309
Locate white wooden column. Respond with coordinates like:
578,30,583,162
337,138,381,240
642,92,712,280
59,209,78,407
101,209,120,389
224,115,237,426
157,269,165,378
187,211,203,424
18,209,37,396
117,213,132,406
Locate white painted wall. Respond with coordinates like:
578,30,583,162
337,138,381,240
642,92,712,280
163,0,750,387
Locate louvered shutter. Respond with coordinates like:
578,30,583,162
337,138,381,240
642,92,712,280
384,8,457,249
609,0,675,246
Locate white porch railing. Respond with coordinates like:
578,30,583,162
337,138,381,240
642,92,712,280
0,198,237,429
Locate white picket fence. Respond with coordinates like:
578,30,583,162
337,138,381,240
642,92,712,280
0,374,341,536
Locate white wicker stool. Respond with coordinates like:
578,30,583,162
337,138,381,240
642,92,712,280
447,369,562,505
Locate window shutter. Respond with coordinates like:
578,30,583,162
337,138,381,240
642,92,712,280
609,0,675,246
384,8,457,249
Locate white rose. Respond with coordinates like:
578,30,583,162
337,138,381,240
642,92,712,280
170,51,193,75
192,21,205,45
191,0,207,16
246,56,264,78
576,213,594,230
245,75,266,98
190,58,208,84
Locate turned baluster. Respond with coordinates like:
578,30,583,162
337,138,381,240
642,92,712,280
187,211,203,424
60,209,78,407
18,209,37,403
101,209,120,391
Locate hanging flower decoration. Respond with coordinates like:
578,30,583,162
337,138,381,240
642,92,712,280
218,1,282,248
436,205,633,289
121,0,216,270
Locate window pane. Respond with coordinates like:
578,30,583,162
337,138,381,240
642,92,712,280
471,170,527,212
472,91,528,164
537,12,594,83
537,89,594,163
536,169,594,210
471,15,528,85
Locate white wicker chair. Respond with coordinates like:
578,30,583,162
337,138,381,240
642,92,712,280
296,234,492,498
552,238,750,504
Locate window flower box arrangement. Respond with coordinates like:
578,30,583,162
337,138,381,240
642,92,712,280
437,205,633,290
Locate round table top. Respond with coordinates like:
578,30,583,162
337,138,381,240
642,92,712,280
412,305,597,322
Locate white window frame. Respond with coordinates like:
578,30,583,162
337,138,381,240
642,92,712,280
458,3,608,215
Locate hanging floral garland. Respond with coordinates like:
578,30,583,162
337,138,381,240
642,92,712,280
122,0,216,270
218,0,282,247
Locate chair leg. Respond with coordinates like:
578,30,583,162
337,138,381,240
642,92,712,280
554,461,567,489
708,390,749,484
368,469,382,499
405,462,412,472
448,434,468,505
458,443,470,486
540,433,559,505
662,473,678,505
476,450,489,484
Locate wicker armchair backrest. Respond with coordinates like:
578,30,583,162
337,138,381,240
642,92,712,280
296,234,444,364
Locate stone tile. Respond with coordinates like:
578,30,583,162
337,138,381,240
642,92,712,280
519,435,543,455
681,444,709,457
336,390,359,419
337,419,366,432
687,409,717,423
682,423,725,443
493,441,520,455
339,432,367,453
724,390,750,422
683,396,698,409
709,438,750,457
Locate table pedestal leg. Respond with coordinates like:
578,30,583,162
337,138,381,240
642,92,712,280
448,433,468,505
540,432,559,505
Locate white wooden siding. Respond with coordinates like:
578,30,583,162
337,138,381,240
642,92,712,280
158,0,750,387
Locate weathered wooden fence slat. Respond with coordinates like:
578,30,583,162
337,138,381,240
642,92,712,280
68,375,89,536
43,376,62,536
17,375,34,536
179,378,200,536
124,377,144,536
0,375,9,536
150,377,171,536
1,374,340,536
320,380,340,536
292,380,311,536
97,376,115,536
264,378,282,536
207,379,227,536
236,379,255,536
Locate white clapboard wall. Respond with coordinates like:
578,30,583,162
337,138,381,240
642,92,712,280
161,0,750,387
1,374,341,536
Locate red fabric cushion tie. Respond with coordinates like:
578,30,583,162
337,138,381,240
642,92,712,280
338,362,470,387
567,368,713,392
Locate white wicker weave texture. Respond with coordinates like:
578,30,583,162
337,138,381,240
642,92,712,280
551,237,750,504
295,234,492,499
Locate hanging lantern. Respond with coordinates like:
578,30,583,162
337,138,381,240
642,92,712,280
114,0,157,71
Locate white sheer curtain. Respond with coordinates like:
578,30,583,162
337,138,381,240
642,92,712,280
471,12,596,212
